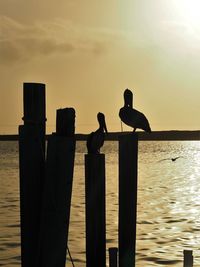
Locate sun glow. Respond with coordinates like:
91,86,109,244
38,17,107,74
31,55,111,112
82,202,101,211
174,0,200,27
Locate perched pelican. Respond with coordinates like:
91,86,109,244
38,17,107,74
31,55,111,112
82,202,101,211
119,89,151,132
87,112,108,154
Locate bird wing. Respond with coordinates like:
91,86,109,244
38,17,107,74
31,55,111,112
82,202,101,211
174,156,186,160
87,130,105,153
134,110,151,132
174,156,185,160
173,156,180,160
86,132,94,153
158,158,171,162
119,107,133,126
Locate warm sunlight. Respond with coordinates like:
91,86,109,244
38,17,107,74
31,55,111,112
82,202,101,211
174,0,200,27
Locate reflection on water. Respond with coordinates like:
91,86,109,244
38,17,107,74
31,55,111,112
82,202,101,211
0,141,200,266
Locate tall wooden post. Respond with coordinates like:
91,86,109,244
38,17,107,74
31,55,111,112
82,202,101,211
19,83,46,267
118,133,138,267
23,82,46,152
183,250,193,267
85,154,106,267
109,247,118,267
39,108,76,267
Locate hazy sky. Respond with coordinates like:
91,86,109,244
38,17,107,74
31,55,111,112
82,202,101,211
0,0,200,133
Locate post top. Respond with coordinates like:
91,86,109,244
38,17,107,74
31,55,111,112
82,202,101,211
118,132,138,140
24,82,45,85
184,250,193,255
23,82,46,87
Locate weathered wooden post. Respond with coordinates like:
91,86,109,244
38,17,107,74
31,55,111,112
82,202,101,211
118,133,138,267
39,108,76,267
19,83,46,267
183,250,193,267
109,247,118,267
85,153,106,267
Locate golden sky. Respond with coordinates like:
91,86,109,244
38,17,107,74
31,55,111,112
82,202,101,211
0,0,200,133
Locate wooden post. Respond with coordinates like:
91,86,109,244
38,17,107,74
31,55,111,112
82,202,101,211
56,108,75,137
118,133,138,267
109,247,118,267
183,250,193,267
85,154,106,267
39,108,76,267
23,82,46,152
19,83,46,267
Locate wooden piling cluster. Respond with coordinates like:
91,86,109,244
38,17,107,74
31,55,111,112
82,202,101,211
18,82,193,267
19,83,76,267
19,83,139,267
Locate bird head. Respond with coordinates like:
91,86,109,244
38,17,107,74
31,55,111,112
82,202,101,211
97,112,108,133
124,88,133,108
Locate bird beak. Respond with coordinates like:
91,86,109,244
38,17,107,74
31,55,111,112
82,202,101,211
127,96,133,108
103,119,108,133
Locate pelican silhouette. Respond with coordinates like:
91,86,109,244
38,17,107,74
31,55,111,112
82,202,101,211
87,112,108,154
119,89,151,132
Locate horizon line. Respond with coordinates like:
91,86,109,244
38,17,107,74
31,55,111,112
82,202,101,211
1,130,200,141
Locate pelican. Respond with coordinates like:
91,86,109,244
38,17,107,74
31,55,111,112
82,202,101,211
119,89,151,132
87,112,108,154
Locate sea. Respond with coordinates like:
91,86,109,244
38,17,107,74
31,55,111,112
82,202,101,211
1,140,200,267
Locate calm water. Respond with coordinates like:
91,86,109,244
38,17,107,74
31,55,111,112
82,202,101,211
1,140,200,266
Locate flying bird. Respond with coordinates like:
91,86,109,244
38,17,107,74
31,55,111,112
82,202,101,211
119,89,151,132
158,156,184,162
87,112,108,154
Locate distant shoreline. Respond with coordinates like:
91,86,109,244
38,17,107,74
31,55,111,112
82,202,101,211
1,130,200,141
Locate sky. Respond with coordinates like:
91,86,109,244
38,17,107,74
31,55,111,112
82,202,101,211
0,0,200,134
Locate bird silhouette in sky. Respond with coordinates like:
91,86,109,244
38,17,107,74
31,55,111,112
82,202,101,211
119,88,151,133
87,112,108,154
158,156,184,162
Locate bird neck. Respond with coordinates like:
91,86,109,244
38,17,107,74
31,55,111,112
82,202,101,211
99,125,104,131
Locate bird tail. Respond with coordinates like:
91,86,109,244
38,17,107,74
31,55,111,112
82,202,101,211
146,125,151,133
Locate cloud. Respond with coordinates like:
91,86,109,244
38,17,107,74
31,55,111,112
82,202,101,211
0,16,115,64
130,18,200,61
